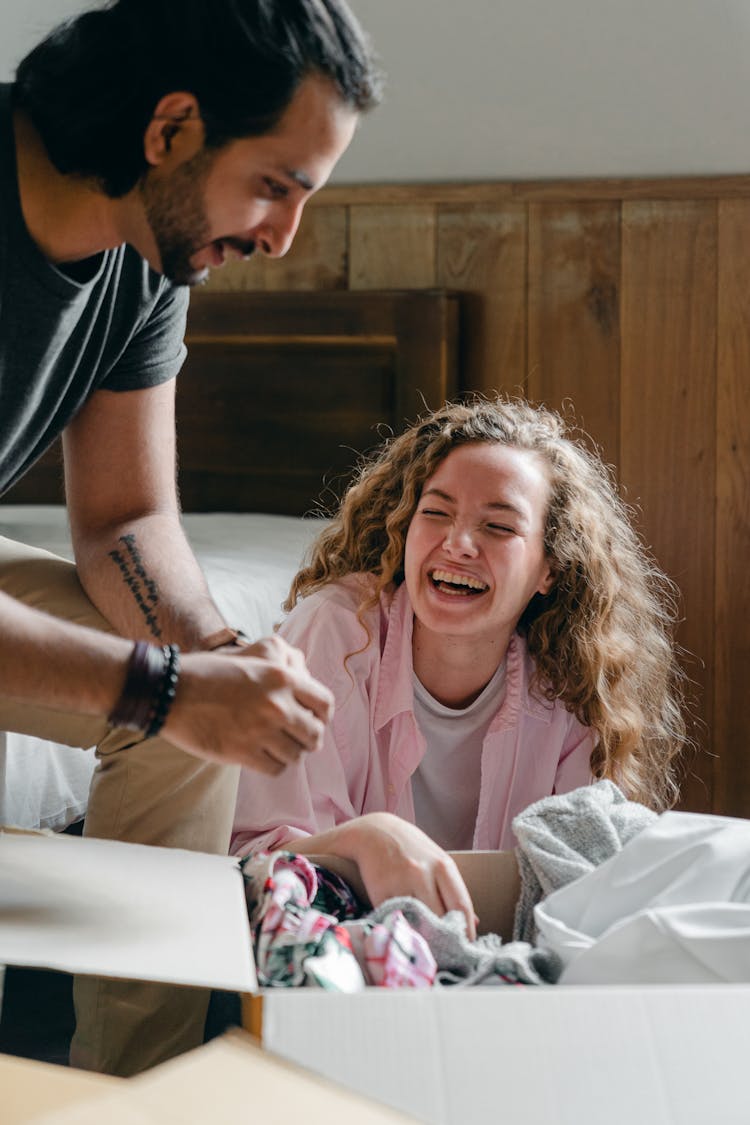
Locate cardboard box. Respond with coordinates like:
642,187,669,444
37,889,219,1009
258,984,750,1125
0,829,407,1122
245,851,750,1124
3,1050,116,1125
0,828,256,992
3,1030,411,1124
2,828,750,1125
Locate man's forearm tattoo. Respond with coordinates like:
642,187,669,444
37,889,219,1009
108,533,162,638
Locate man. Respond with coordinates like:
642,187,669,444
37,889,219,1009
0,0,381,1075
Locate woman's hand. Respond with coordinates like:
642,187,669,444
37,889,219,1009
336,812,477,940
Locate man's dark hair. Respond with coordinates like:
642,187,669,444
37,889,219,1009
13,0,382,197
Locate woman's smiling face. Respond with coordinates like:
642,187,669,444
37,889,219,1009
404,442,555,648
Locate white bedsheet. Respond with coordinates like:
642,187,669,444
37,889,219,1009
0,505,326,831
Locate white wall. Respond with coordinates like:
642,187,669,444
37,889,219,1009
4,0,750,181
0,0,85,81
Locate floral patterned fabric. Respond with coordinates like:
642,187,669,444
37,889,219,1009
240,851,437,991
239,851,552,992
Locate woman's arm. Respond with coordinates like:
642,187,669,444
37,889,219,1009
232,589,477,935
273,813,477,940
232,588,369,854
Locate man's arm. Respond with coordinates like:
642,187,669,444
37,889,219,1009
0,588,331,772
63,380,228,649
0,588,132,716
52,377,334,770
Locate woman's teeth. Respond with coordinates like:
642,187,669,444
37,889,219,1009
429,569,488,595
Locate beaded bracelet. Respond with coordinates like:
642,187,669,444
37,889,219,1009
145,644,180,739
108,640,180,739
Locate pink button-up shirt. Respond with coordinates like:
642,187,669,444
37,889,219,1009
231,576,594,857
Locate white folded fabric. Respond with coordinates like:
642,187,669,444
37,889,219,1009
535,810,750,983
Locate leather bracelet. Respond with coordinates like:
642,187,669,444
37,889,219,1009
108,641,165,732
108,641,180,737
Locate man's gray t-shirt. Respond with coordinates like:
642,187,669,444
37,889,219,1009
0,83,189,495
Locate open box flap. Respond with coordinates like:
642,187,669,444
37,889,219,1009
18,1030,413,1125
0,830,256,992
450,848,519,937
2,1051,118,1125
0,828,518,998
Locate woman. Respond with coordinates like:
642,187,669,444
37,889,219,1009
232,397,686,935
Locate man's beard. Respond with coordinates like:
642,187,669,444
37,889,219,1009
140,148,217,287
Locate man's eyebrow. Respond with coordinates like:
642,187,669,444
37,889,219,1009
286,168,314,191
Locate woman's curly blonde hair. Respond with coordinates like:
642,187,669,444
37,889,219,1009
288,396,687,811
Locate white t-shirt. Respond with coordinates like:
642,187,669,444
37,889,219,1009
411,662,506,850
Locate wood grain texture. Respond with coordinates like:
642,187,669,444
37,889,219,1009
176,338,397,513
314,174,750,207
527,202,621,465
7,174,750,824
436,204,527,396
201,206,348,292
349,205,436,289
178,290,459,513
715,200,750,817
620,200,717,813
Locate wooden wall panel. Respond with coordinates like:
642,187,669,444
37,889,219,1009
620,201,717,813
203,206,348,292
202,175,742,819
716,200,750,817
10,174,743,816
527,203,621,465
436,204,527,396
349,205,436,289
156,179,750,818
312,175,750,206
177,290,460,513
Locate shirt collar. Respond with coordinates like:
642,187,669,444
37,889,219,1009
372,582,554,731
373,582,416,731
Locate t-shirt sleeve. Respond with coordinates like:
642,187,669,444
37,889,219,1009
100,279,189,392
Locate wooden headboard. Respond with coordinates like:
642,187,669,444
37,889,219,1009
3,289,460,516
179,289,459,514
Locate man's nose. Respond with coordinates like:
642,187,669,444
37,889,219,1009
256,200,304,258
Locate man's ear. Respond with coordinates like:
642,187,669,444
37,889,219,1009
143,91,204,166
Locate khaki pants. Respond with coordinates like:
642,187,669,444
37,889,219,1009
0,536,240,1076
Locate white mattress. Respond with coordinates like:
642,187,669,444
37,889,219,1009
0,505,326,831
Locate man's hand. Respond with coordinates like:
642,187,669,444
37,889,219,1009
211,633,307,670
162,635,333,775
